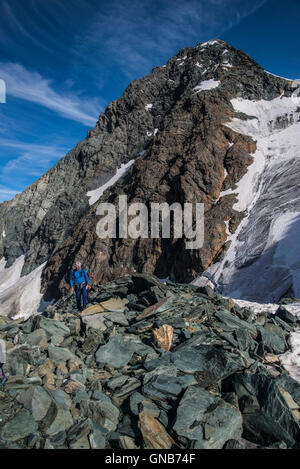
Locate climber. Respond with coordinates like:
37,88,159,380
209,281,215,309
70,261,91,312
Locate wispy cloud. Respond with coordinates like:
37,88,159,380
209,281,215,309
0,62,103,126
74,0,267,78
0,185,19,200
0,0,268,203
0,138,68,196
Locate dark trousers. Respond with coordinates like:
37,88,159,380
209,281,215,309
75,285,88,311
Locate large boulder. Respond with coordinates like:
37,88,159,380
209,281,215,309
0,409,38,442
230,372,300,447
17,386,53,422
80,395,120,432
171,345,245,380
95,334,134,368
173,386,243,448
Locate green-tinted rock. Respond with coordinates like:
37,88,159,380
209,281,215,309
17,386,53,422
95,334,133,368
173,386,243,449
0,409,38,442
46,409,73,435
80,396,119,432
171,345,244,379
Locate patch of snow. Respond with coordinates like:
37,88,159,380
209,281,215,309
145,104,153,111
87,159,135,206
2,229,5,238
0,257,6,271
222,61,232,68
280,330,300,383
200,40,221,48
159,277,169,284
193,79,220,93
0,256,24,294
0,256,47,320
224,220,231,236
148,128,159,137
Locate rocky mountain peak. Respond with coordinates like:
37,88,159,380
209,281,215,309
0,39,297,317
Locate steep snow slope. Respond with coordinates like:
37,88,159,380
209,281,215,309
205,94,300,302
0,256,46,319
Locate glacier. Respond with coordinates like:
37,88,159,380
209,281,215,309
205,93,300,303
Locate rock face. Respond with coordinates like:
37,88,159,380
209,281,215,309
0,274,299,449
0,39,296,314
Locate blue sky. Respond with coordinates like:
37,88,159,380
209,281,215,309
0,0,299,202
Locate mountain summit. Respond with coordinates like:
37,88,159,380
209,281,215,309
0,39,298,318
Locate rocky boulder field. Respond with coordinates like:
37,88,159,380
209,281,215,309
0,273,299,449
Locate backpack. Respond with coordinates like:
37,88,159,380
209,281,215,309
72,267,91,287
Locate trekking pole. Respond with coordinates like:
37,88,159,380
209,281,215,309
0,364,6,387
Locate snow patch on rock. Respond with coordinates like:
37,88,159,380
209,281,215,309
194,79,220,92
87,159,135,206
0,256,46,320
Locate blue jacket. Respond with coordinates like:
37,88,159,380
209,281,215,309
70,268,90,288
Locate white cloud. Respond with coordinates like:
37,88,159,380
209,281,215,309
0,62,102,126
0,138,68,197
0,185,20,202
74,0,267,78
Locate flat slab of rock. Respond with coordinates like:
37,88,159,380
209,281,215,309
173,386,243,449
171,345,245,380
24,329,48,348
100,298,129,312
136,297,171,321
17,386,53,422
214,309,257,338
143,373,196,402
139,413,175,449
0,409,38,442
82,313,107,331
46,409,73,435
104,311,129,326
81,305,105,316
96,334,134,368
81,396,119,432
